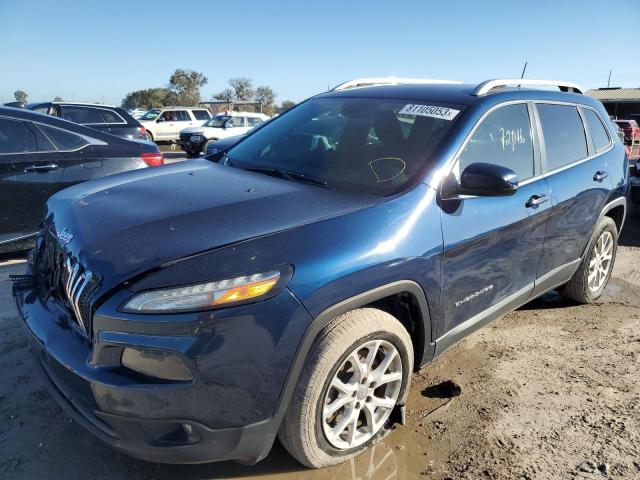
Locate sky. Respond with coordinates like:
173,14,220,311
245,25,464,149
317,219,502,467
1,0,639,106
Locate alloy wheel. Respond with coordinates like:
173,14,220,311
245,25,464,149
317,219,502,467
588,230,614,292
321,339,402,450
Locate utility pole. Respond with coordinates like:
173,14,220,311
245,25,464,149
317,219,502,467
607,69,612,88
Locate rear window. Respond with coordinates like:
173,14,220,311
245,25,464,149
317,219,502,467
37,124,89,151
583,109,611,152
226,97,463,196
192,110,210,120
537,104,588,171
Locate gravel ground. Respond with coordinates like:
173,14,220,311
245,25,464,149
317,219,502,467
0,216,638,480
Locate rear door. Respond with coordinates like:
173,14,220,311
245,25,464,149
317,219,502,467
437,102,552,349
0,117,63,244
532,103,613,294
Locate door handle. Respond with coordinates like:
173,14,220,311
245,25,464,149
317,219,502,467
525,194,549,208
24,164,59,172
593,170,608,182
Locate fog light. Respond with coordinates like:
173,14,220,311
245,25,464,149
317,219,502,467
121,347,193,381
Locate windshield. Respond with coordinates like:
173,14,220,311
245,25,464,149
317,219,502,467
226,97,463,196
205,116,230,128
141,109,160,120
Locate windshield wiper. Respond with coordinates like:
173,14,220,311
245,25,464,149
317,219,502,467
243,167,329,188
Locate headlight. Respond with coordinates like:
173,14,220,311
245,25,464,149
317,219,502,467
122,270,282,313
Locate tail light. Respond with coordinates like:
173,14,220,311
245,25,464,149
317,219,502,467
138,126,147,136
141,152,164,167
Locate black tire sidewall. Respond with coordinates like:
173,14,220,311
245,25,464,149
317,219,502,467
312,330,411,459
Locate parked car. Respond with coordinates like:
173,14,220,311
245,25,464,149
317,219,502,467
138,107,211,142
25,102,148,141
613,119,640,143
204,133,246,158
13,78,628,468
127,108,148,119
179,112,269,156
0,107,163,253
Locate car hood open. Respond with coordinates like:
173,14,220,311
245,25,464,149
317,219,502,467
43,160,379,292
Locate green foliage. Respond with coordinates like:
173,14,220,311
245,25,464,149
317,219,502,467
168,69,208,106
255,86,277,116
228,77,254,101
279,99,296,112
14,90,28,103
53,96,63,102
121,88,172,109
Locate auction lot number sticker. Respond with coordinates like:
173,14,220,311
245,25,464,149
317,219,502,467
399,104,460,120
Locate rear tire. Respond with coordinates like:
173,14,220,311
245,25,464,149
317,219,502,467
559,216,617,303
278,308,413,468
146,131,154,142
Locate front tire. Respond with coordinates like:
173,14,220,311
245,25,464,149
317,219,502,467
560,216,618,303
278,308,413,468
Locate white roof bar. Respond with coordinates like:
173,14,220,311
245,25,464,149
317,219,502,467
473,78,583,96
331,77,462,91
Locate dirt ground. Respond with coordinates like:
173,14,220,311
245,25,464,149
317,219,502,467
1,216,639,480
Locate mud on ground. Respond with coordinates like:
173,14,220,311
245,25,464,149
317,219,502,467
1,217,639,480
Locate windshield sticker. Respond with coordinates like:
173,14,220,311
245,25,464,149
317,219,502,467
399,104,459,121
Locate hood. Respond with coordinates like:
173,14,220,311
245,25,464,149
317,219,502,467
44,160,380,292
180,126,208,134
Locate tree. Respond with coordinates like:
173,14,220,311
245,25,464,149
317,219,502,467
14,90,28,103
168,69,207,106
228,77,254,101
212,88,235,102
255,85,277,116
53,96,63,102
279,99,296,112
121,88,171,109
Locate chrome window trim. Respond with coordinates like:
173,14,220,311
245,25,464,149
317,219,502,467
59,105,127,125
0,115,107,156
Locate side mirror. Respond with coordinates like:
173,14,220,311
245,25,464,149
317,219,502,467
446,163,518,197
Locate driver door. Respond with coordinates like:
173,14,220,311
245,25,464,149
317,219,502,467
436,102,552,350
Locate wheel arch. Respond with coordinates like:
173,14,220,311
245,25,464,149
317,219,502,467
274,281,433,419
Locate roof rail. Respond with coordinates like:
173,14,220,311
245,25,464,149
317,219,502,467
473,78,583,96
52,101,117,107
331,77,462,91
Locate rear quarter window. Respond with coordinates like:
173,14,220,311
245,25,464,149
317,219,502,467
98,109,125,124
537,104,588,171
192,110,210,121
583,109,611,153
61,106,105,124
37,124,89,151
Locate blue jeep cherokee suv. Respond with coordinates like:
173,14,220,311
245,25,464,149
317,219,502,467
13,78,628,468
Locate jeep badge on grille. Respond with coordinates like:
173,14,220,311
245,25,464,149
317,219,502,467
57,227,74,246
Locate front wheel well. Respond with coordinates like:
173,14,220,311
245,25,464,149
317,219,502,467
364,292,427,370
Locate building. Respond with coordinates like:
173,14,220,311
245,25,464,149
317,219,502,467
587,88,640,123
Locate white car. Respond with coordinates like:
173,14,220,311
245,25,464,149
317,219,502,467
179,112,270,156
139,107,212,142
127,108,148,119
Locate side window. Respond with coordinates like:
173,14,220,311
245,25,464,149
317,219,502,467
230,116,245,127
60,106,105,124
583,109,611,153
37,124,89,151
174,110,191,121
98,109,125,124
0,118,38,154
247,117,263,127
192,110,210,121
458,103,534,180
537,104,588,171
26,123,56,151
